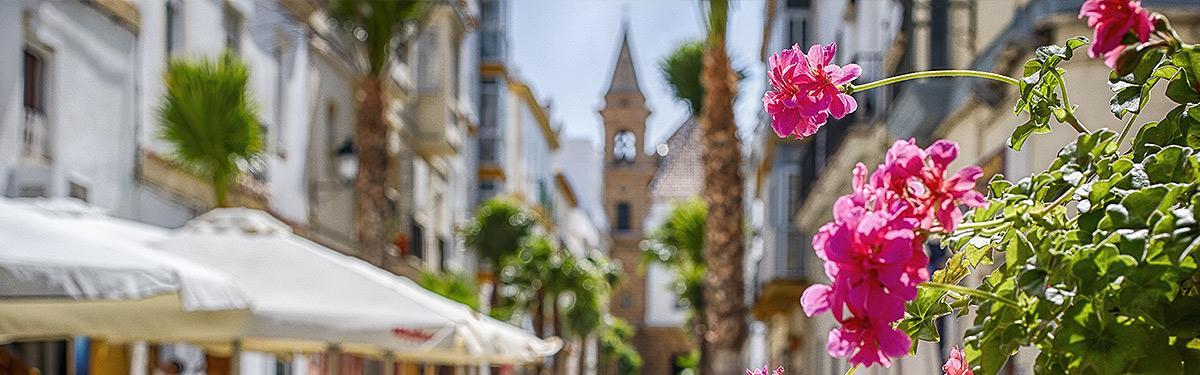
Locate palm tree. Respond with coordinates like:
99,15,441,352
157,52,263,207
462,197,536,267
698,0,747,373
661,40,748,116
325,0,426,267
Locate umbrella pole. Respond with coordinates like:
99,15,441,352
229,340,242,375
382,351,395,375
325,345,341,375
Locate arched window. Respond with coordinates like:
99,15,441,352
613,130,636,163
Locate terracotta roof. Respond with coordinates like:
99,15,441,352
649,117,704,201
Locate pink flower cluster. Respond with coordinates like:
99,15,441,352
1079,0,1154,68
800,139,986,368
746,366,784,375
764,43,861,140
943,346,973,375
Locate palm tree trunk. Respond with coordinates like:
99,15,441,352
213,173,229,208
551,296,569,375
691,315,709,374
699,0,747,372
353,76,392,267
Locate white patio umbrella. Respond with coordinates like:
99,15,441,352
153,208,559,365
0,198,251,343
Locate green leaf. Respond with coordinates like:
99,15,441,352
1009,119,1049,151
1167,75,1200,104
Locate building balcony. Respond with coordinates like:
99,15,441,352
752,231,809,320
136,151,268,210
412,90,466,158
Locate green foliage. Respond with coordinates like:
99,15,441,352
600,317,643,374
660,41,747,115
1011,37,1087,150
643,199,707,322
493,234,621,339
417,271,479,311
157,52,262,207
904,24,1200,375
325,0,425,75
462,198,536,266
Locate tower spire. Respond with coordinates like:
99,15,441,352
605,19,643,97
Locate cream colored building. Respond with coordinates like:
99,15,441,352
752,0,1200,374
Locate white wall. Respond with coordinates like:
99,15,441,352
0,1,139,217
0,1,23,193
642,202,688,327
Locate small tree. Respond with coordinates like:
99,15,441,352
157,52,262,207
462,197,537,267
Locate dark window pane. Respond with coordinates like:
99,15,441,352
23,49,43,113
438,236,448,271
410,220,424,259
616,202,631,231
930,0,950,69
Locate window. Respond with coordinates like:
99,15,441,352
325,102,339,178
787,171,802,220
480,0,505,61
417,29,442,90
478,79,500,164
165,1,182,58
23,49,44,113
612,130,636,163
537,178,552,216
477,181,497,206
245,124,269,182
615,202,631,232
410,219,425,259
68,181,89,202
224,4,242,53
438,236,448,271
23,47,50,161
273,36,287,158
930,0,950,69
786,4,810,48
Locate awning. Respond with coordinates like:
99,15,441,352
151,208,560,365
0,198,251,342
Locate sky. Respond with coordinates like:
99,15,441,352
509,0,767,151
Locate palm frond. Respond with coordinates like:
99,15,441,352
661,40,749,115
326,0,427,75
157,51,262,206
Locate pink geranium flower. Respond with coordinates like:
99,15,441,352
943,346,973,375
827,316,912,368
872,140,987,232
1079,0,1154,68
746,365,785,375
764,43,861,139
801,139,986,369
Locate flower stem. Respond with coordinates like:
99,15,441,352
1051,70,1090,134
956,218,1006,231
846,70,1019,94
1115,111,1141,149
923,282,1021,308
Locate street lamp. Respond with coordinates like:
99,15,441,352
335,138,357,185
